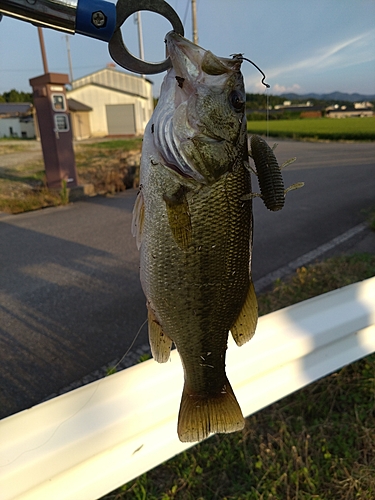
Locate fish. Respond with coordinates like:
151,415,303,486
132,31,258,442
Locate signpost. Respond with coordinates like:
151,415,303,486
29,72,78,189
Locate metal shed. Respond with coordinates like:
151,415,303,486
67,67,154,137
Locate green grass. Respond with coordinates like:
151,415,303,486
258,253,375,314
247,117,375,141
80,138,143,151
101,253,375,500
0,187,67,214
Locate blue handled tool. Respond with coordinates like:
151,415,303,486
0,0,184,74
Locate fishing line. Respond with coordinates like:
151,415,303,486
235,55,271,140
232,54,271,138
110,317,148,370
0,318,148,468
182,0,190,27
266,88,270,140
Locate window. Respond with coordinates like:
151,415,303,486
52,94,66,111
54,114,70,132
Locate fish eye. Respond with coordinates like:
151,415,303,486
229,90,245,111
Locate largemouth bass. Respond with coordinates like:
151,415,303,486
132,32,258,442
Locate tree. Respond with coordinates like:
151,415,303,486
1,89,33,103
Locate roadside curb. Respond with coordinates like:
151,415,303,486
254,222,371,291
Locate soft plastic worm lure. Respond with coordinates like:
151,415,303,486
227,56,303,210
247,135,304,211
250,135,285,211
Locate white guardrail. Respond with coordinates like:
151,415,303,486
1,276,375,500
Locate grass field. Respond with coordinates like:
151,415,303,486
101,252,375,500
247,117,375,141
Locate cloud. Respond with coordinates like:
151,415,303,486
244,29,375,91
250,81,301,94
271,30,375,77
272,84,302,94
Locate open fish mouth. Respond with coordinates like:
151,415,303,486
149,32,246,184
165,31,242,84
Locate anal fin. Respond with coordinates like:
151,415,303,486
147,303,172,363
231,280,258,346
177,379,244,442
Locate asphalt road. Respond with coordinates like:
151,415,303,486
0,139,374,419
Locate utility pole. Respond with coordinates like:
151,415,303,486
37,27,49,73
134,11,145,79
135,11,145,61
191,0,198,44
65,35,74,83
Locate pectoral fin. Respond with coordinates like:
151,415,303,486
131,190,145,250
147,303,173,363
163,185,192,250
230,281,258,346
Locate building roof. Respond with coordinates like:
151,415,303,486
0,103,33,116
71,67,152,100
67,98,92,112
326,107,373,113
247,105,324,115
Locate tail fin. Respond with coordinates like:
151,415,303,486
177,379,244,442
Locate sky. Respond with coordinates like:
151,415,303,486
0,0,375,98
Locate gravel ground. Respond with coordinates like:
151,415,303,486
0,149,42,169
0,139,141,205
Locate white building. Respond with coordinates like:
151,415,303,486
67,67,154,137
0,103,35,138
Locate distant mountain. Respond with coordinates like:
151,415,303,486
280,92,375,102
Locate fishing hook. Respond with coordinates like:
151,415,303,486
231,54,270,88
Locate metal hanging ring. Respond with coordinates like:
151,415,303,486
109,0,184,74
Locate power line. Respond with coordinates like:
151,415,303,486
183,0,190,27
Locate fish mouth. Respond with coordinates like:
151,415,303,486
165,31,242,83
156,32,244,184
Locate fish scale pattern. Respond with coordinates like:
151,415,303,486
141,163,252,395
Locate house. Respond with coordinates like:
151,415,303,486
0,102,35,138
67,67,154,137
273,101,323,117
325,105,374,118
